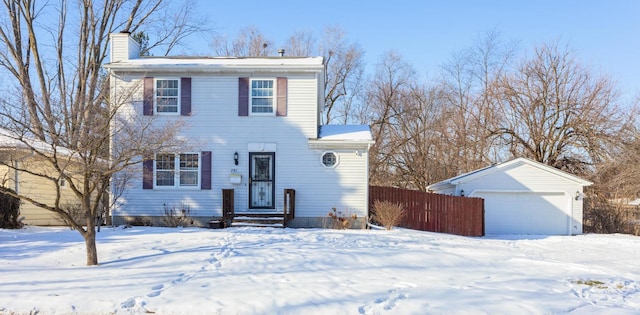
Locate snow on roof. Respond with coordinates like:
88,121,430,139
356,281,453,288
318,125,373,141
0,127,76,157
428,157,593,190
104,56,325,71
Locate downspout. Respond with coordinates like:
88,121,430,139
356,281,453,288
569,189,575,236
107,71,117,226
13,149,36,194
364,142,372,229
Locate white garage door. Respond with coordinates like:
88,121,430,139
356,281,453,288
474,192,569,235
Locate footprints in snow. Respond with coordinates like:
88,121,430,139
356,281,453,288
121,236,235,310
146,284,164,297
359,282,416,314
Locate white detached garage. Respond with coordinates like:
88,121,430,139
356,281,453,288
428,158,593,235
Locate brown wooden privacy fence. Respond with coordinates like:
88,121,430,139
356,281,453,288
369,186,485,237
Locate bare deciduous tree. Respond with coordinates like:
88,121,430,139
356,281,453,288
439,31,517,175
365,51,416,187
491,42,634,174
283,30,315,57
585,127,640,235
318,26,365,124
0,0,206,265
211,26,274,57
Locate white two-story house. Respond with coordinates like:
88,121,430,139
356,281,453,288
104,32,373,228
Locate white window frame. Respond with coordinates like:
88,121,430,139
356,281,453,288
321,151,339,168
249,78,276,116
178,153,200,187
154,152,200,189
154,78,180,115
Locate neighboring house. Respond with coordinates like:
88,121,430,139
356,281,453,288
0,128,79,226
428,158,593,235
104,33,373,228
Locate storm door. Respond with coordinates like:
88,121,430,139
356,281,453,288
249,152,275,209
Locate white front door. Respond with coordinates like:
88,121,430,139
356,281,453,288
249,152,275,209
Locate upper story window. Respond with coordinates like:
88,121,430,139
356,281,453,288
143,77,191,116
251,79,274,114
155,79,179,114
238,77,286,117
155,152,199,188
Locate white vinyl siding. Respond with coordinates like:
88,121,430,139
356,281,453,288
111,72,369,223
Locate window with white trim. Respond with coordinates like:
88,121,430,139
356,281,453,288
155,79,179,114
321,152,338,168
250,79,274,114
155,153,200,188
179,153,199,186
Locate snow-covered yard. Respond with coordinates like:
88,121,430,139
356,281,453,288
1,226,639,315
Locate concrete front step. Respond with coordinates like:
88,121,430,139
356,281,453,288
231,213,285,228
231,222,284,228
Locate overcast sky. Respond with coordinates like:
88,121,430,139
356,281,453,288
187,0,639,101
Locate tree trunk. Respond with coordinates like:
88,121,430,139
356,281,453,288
83,229,98,266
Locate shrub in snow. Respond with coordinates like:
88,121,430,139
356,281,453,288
324,207,357,229
57,202,87,228
371,200,405,230
127,217,153,227
0,188,23,229
161,203,193,227
584,196,639,235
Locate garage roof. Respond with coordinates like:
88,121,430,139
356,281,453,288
429,157,593,190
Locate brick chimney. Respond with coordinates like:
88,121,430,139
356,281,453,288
109,31,140,62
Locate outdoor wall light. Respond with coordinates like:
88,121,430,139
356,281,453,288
234,151,239,165
575,190,580,200
460,189,465,197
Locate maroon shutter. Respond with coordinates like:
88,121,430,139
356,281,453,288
238,77,249,116
276,77,287,116
201,151,212,190
143,77,154,116
181,77,191,116
142,157,154,189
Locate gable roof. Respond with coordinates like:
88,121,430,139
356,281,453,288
428,157,593,190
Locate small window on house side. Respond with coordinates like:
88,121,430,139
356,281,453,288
321,152,338,168
155,79,179,114
250,79,274,114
